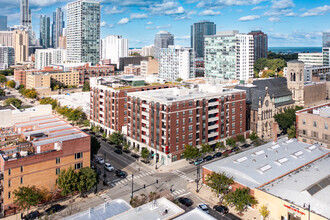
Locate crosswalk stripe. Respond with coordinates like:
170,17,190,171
174,192,191,198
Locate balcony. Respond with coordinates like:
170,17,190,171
209,117,218,122
142,119,148,125
209,108,219,114
142,111,149,117
142,103,149,109
208,101,219,107
208,131,218,138
141,126,149,134
141,134,149,141
208,124,218,130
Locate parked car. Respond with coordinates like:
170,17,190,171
197,203,209,213
131,153,140,159
178,197,193,207
45,204,64,215
213,205,229,214
116,170,126,178
231,146,240,152
203,155,214,162
104,163,114,172
96,157,104,164
222,149,232,155
114,149,123,154
241,144,251,149
213,152,222,158
22,211,40,220
194,158,204,165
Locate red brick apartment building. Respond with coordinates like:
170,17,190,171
90,76,176,134
0,115,90,215
14,66,62,86
71,63,115,85
126,85,247,166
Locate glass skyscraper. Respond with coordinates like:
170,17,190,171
191,21,216,58
40,15,51,48
20,0,31,28
52,8,65,49
67,0,100,65
153,31,174,59
323,32,330,47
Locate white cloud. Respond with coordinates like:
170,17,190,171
31,8,42,12
271,0,295,9
145,2,185,15
104,6,125,15
301,5,330,17
252,6,266,10
199,9,221,16
285,12,296,16
264,8,291,16
238,15,261,21
118,17,130,24
269,17,280,22
196,0,266,8
130,13,148,19
146,24,172,30
100,21,107,27
146,21,153,25
175,36,190,39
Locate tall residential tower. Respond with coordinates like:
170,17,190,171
100,35,128,68
52,8,65,48
248,30,268,61
40,15,51,48
20,0,31,29
153,31,174,59
191,21,216,58
67,0,100,65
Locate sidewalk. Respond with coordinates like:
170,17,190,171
186,182,260,220
147,158,192,173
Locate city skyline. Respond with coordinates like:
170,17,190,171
1,0,330,48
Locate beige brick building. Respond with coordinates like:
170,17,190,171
50,71,79,87
26,72,51,89
12,30,29,64
140,57,159,75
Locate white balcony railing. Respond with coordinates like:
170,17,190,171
142,103,149,109
208,124,218,130
208,108,219,114
208,117,218,122
208,131,218,138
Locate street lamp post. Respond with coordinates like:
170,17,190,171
103,153,106,185
131,174,134,199
304,203,310,220
196,163,200,193
155,147,158,170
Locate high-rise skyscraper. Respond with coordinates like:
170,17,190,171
40,15,51,48
191,21,216,58
100,35,128,68
52,8,65,48
12,30,29,63
67,0,100,65
154,31,174,59
322,32,330,48
20,0,31,29
248,30,268,61
0,16,7,31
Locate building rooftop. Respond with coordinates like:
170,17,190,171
129,85,245,104
296,103,330,118
174,208,217,220
51,92,90,115
260,154,330,219
203,138,330,189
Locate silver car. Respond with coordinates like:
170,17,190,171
197,203,209,214
104,163,114,172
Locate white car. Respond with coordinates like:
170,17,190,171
96,157,105,164
197,203,209,214
104,163,114,172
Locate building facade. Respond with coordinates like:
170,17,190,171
154,31,174,59
298,52,323,66
67,0,100,65
72,63,115,85
322,32,330,47
26,72,51,89
40,15,50,48
52,8,64,49
287,60,305,106
20,0,31,29
159,46,195,81
100,35,128,68
35,48,67,70
12,30,29,64
127,85,247,165
142,45,154,57
322,47,330,66
248,30,268,61
0,46,15,70
191,21,216,58
124,64,140,75
303,66,330,82
140,57,159,76
0,31,13,46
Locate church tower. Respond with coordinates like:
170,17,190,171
286,60,304,106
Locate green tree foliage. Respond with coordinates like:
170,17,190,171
267,51,298,61
237,135,246,143
6,80,16,88
201,143,212,155
109,131,124,146
67,107,87,125
5,97,22,108
57,167,78,196
287,125,296,139
0,68,14,76
141,148,149,160
215,142,226,151
224,187,258,213
182,145,201,160
13,186,45,212
274,106,303,132
226,138,236,148
205,172,234,198
0,74,7,84
249,132,258,141
176,78,183,82
91,136,101,157
83,120,90,127
40,97,58,110
224,187,258,212
77,167,97,195
82,81,90,92
0,89,5,97
259,204,270,219
254,58,286,74
22,88,37,98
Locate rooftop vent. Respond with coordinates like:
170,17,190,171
234,156,248,163
252,150,265,156
291,151,304,159
268,144,280,151
257,164,272,174
286,139,294,144
305,145,317,152
274,157,289,166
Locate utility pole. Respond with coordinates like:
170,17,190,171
155,147,158,170
103,153,106,185
131,174,134,199
196,163,200,193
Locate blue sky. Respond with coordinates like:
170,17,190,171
2,0,330,48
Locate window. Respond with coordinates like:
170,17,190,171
20,166,23,172
172,155,177,162
8,180,11,187
182,127,185,133
176,146,179,151
56,157,61,164
176,137,179,143
303,130,306,135
182,135,185,141
189,117,192,123
189,110,193,115
176,128,179,134
189,125,192,131
189,101,193,106
176,119,179,125
176,112,179,117
56,168,61,175
325,123,328,130
302,119,306,125
8,168,11,176
313,121,317,127
75,152,83,159
189,134,192,140
183,111,185,116
183,118,185,124
74,163,83,170
8,192,11,199
20,177,23,184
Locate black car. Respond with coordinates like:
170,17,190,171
203,155,214,162
231,146,240,152
114,149,122,154
45,204,63,215
213,152,222,158
22,211,40,220
116,170,126,178
241,144,251,149
178,197,193,207
213,205,229,214
131,153,140,159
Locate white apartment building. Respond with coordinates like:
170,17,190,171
67,0,100,65
100,35,128,68
0,45,14,70
205,31,254,82
298,53,323,66
142,45,154,57
159,45,195,81
35,48,67,70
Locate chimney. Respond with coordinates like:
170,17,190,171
273,122,278,143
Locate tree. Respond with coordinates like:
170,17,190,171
83,120,90,127
259,204,270,219
68,107,87,125
40,97,58,110
5,97,22,108
25,89,37,98
102,132,107,139
109,131,124,146
274,106,303,132
223,187,258,213
226,138,236,148
237,135,246,143
77,167,97,196
82,81,90,92
249,132,258,141
6,80,16,88
205,172,234,201
141,148,149,160
287,125,296,139
13,186,45,213
0,68,14,76
0,74,7,84
91,136,101,157
201,143,212,155
176,78,183,82
0,89,5,97
57,167,78,196
215,142,225,151
182,145,201,160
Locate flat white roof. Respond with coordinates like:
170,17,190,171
203,138,330,189
51,92,90,115
175,208,217,220
260,154,330,219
